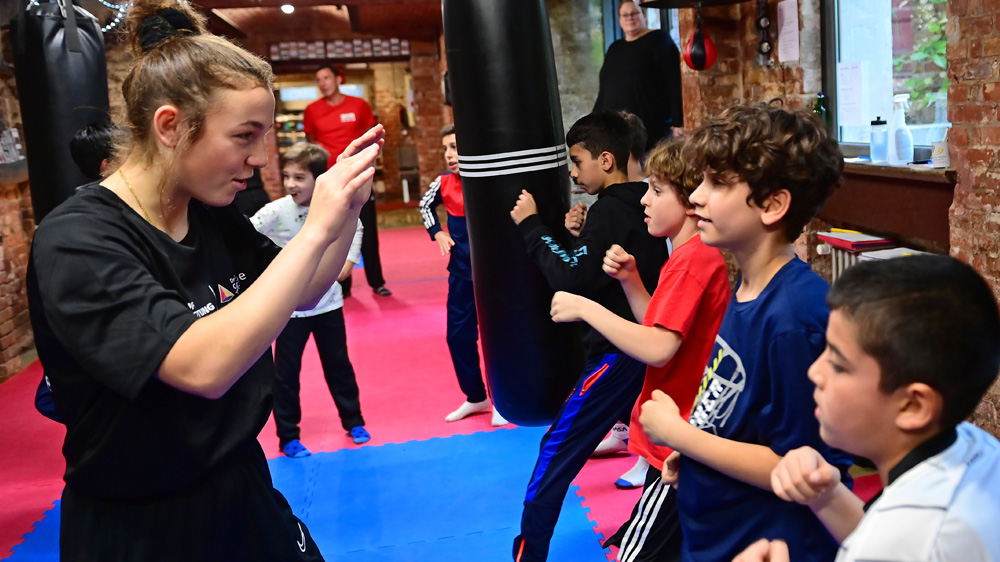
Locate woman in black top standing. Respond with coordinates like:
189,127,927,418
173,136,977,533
594,0,684,151
26,1,382,560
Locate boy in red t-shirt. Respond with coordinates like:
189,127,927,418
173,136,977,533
549,140,730,561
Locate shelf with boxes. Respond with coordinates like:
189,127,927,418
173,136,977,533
269,37,411,63
275,114,306,155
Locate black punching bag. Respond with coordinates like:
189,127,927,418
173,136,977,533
443,0,585,426
12,0,110,223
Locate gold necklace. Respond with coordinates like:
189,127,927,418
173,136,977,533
118,168,153,224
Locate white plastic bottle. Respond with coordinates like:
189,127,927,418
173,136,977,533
888,94,914,166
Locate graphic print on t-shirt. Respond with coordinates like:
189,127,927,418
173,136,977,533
688,335,746,434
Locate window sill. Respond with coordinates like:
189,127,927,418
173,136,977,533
819,161,956,249
843,162,956,185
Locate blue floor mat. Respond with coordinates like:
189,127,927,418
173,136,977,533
5,427,610,562
271,426,609,561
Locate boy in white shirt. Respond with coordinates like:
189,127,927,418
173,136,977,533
735,255,1000,562
252,142,370,457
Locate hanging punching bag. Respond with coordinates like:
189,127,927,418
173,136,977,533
12,0,110,223
443,0,585,426
683,9,717,71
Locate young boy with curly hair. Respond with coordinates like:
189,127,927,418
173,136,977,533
639,103,853,562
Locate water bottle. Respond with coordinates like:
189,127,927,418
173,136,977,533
888,94,914,166
870,117,888,163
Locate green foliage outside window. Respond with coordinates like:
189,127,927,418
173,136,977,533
892,0,949,115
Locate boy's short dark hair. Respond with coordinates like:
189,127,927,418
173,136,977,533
644,139,700,208
70,120,120,181
618,111,647,163
828,255,1000,429
280,142,330,179
566,110,631,174
684,102,843,241
441,124,455,137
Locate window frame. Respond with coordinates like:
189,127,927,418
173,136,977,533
821,0,934,161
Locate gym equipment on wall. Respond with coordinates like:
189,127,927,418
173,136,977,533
13,0,110,223
442,0,585,426
683,7,717,71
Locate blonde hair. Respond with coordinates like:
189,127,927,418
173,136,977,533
118,0,274,169
643,139,700,208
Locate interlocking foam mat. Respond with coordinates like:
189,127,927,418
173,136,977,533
6,427,611,562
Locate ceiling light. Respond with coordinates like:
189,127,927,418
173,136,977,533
280,4,294,14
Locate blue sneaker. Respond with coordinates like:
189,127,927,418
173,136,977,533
349,426,371,444
281,439,311,458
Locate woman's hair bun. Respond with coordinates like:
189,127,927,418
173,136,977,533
138,7,199,53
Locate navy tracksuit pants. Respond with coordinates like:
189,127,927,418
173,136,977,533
514,352,645,561
447,274,486,403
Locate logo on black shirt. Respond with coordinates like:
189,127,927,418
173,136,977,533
218,285,235,303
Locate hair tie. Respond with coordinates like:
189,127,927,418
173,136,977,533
138,8,198,53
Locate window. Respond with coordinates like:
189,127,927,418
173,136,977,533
824,0,950,154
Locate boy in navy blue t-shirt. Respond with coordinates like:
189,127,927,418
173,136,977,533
638,103,852,562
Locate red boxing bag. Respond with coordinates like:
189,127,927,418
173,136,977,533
12,0,111,223
443,0,585,426
683,10,717,71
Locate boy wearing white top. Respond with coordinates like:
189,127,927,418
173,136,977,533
735,255,1000,562
252,142,370,457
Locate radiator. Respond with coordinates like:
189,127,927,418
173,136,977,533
830,247,861,282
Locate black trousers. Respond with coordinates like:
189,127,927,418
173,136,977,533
273,308,364,444
341,196,385,294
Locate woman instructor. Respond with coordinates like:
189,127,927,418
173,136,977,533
594,0,684,150
26,1,382,559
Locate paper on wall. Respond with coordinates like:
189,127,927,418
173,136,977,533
777,0,799,63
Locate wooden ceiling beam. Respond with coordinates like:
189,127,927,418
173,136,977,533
204,8,248,39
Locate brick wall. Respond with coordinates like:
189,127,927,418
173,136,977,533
548,0,602,131
677,0,820,128
0,66,34,382
946,0,1000,436
411,40,447,197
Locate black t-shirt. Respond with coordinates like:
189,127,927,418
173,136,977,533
28,184,281,500
594,29,684,150
516,182,669,357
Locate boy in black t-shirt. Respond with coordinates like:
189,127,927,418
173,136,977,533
509,111,668,562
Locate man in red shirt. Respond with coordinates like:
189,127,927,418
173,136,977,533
304,65,391,297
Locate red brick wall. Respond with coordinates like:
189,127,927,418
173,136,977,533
946,0,1000,436
0,62,34,381
677,1,814,130
411,40,447,197
0,177,33,382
